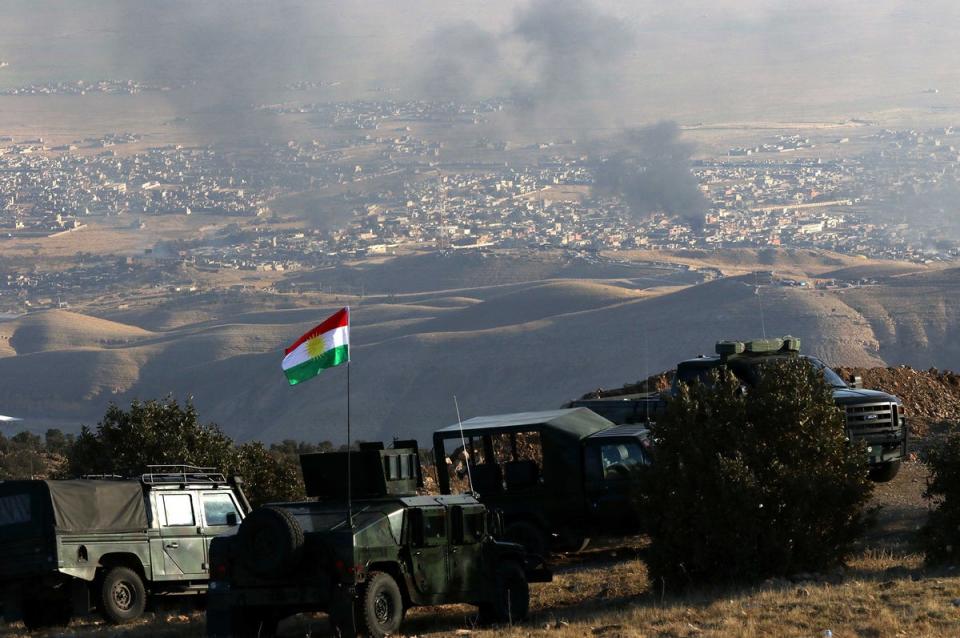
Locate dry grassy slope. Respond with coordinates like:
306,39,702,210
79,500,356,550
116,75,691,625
2,310,153,355
836,267,960,369
418,280,645,333
3,267,960,443
126,275,886,442
614,247,883,277
288,251,701,295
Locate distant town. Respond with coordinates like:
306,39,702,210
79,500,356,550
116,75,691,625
2,97,959,312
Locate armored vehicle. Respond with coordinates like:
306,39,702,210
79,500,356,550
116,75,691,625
571,336,908,482
206,442,550,638
0,466,249,629
432,408,652,556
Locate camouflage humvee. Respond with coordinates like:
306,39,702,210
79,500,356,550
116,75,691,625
206,442,550,638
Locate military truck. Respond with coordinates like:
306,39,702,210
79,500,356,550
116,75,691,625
432,408,652,556
0,466,249,629
206,441,550,638
570,336,908,482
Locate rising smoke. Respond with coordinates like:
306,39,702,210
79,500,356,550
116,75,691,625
594,121,707,229
415,0,636,133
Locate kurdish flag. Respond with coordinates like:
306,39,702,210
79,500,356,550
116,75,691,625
282,307,350,386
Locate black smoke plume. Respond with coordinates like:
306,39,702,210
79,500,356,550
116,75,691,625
594,121,707,229
415,0,636,132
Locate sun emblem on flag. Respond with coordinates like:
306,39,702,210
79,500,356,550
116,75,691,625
306,334,327,358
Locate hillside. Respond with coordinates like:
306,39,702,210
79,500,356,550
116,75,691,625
2,253,960,443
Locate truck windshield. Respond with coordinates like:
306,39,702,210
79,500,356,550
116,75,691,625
806,357,848,388
678,356,848,389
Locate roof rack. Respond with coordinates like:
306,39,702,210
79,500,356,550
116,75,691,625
82,474,127,480
141,465,226,486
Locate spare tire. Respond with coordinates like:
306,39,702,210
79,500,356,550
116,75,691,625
236,506,304,578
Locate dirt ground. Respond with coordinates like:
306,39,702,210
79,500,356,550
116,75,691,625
2,457,947,638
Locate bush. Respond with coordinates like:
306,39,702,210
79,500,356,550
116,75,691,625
640,359,874,587
68,397,236,477
66,396,306,506
920,432,960,564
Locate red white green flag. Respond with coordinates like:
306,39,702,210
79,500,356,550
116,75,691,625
282,307,350,386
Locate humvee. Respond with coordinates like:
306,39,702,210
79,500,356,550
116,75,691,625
571,336,908,482
206,442,550,638
432,408,652,556
0,466,249,629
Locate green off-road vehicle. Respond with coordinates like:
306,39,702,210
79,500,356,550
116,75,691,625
206,442,550,638
0,466,249,630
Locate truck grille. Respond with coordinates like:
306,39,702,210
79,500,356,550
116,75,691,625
844,402,900,438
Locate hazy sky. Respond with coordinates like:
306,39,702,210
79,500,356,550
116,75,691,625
1,1,958,127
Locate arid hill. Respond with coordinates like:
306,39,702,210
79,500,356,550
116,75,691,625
1,252,960,444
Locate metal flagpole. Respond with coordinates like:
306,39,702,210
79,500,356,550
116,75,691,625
346,358,353,529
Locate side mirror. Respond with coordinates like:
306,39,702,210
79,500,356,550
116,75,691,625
850,375,863,389
225,512,238,527
407,509,425,547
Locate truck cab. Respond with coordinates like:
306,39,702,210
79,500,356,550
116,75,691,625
432,408,651,555
571,336,908,482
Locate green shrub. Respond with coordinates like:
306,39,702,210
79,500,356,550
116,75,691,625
67,396,306,506
920,432,960,564
640,359,873,587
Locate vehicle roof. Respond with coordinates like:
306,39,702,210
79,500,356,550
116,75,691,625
399,494,482,508
679,352,810,366
434,407,614,441
585,424,650,439
0,479,148,533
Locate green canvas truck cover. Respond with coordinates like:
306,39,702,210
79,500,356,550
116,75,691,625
433,408,616,499
0,480,148,537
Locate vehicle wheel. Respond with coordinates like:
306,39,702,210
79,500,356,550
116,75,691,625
99,566,147,624
505,520,548,556
869,460,901,483
237,506,305,578
479,562,529,625
358,572,404,638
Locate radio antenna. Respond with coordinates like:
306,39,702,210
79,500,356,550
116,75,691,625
755,270,767,338
453,395,475,495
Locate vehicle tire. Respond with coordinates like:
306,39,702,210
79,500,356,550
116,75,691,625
869,459,901,483
478,562,529,625
358,572,404,638
99,566,147,624
237,506,305,578
505,520,548,557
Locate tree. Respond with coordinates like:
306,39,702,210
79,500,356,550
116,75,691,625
920,432,960,564
233,442,305,507
66,396,309,506
44,428,74,456
67,397,235,478
640,359,874,587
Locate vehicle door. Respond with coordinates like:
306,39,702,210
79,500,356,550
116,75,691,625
199,491,243,556
447,504,486,597
583,440,649,531
156,492,207,579
407,506,449,595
